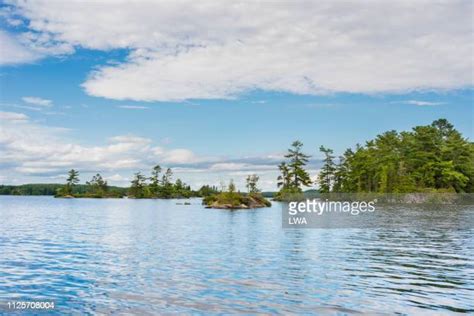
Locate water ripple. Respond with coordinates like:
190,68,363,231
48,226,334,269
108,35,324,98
0,196,473,314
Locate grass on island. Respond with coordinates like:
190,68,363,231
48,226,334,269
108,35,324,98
203,179,271,209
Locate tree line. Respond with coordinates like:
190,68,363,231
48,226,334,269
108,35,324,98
55,165,216,198
2,118,471,198
275,119,473,199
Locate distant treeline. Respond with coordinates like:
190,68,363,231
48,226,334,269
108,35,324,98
51,167,223,198
47,166,225,198
0,183,127,196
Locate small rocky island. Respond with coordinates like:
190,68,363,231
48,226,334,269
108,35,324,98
204,192,271,209
203,178,271,209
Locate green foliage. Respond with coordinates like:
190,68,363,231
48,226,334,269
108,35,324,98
149,164,162,196
276,140,312,200
285,140,312,188
0,183,63,195
246,174,260,193
328,119,474,193
318,146,336,193
127,166,196,199
55,171,125,198
129,172,148,198
6,118,470,200
63,169,80,195
197,185,219,196
273,186,304,201
228,179,236,193
277,162,291,189
204,180,271,209
86,174,108,194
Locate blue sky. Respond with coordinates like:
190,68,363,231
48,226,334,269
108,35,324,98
0,1,472,190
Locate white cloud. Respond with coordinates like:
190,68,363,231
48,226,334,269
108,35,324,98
0,111,29,122
108,135,151,145
161,149,198,164
404,100,445,106
0,117,285,190
106,174,127,182
0,30,38,65
0,117,213,179
17,31,74,56
210,163,249,171
22,96,52,107
118,105,149,110
210,162,275,172
3,1,472,100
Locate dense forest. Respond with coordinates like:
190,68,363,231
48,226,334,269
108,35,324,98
275,119,473,199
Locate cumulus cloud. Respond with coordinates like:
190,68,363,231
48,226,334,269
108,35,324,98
3,0,472,100
0,115,289,189
22,96,52,107
161,149,198,164
0,116,198,176
209,162,275,172
0,30,38,64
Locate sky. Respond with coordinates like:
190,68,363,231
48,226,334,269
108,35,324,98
0,0,473,191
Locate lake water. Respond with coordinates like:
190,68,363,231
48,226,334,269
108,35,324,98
0,196,473,314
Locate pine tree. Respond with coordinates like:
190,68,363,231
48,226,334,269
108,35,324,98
149,164,162,196
64,169,79,194
318,146,335,193
327,119,473,193
285,140,312,189
277,162,291,189
129,172,147,198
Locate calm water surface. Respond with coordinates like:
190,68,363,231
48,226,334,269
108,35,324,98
0,196,473,314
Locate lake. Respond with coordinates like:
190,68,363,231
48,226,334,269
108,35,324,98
0,196,473,314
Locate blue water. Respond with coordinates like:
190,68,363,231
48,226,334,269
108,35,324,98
0,196,473,314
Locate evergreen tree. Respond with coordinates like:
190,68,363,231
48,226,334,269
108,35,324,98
318,146,336,193
160,168,174,198
284,140,312,189
275,141,312,200
149,164,162,196
129,172,147,198
277,162,291,189
64,169,80,194
328,119,473,193
86,173,108,194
